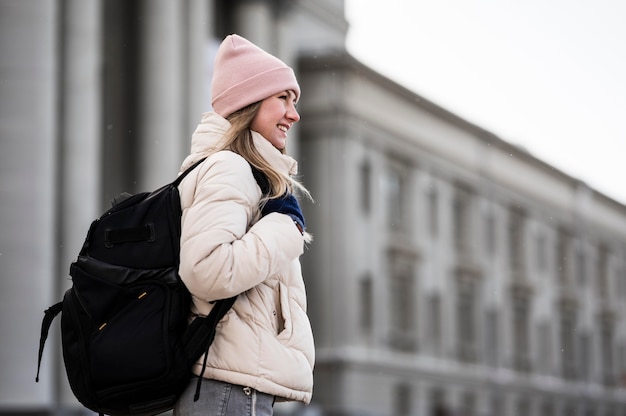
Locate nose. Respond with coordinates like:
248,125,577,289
287,103,300,123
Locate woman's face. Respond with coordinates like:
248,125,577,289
250,90,300,150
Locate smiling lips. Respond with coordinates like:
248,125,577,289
278,124,289,133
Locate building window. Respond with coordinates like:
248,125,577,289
619,344,626,391
540,399,554,416
557,227,571,285
621,264,626,299
578,331,591,382
359,273,373,334
537,321,552,375
508,206,525,275
393,382,411,416
484,210,496,256
382,161,409,233
457,277,478,362
597,244,609,298
428,293,442,355
491,395,504,416
485,309,499,367
512,292,530,372
461,391,476,416
565,404,580,416
359,160,372,215
453,185,473,257
560,307,577,380
576,247,587,286
616,266,626,298
385,170,402,228
430,387,449,416
388,251,417,351
536,232,547,271
428,184,439,238
600,315,615,386
516,397,530,416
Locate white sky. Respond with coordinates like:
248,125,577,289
345,0,626,205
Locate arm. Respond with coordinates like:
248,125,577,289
179,152,304,302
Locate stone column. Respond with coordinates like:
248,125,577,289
183,0,212,152
56,0,103,407
0,0,59,409
234,1,273,50
136,0,185,189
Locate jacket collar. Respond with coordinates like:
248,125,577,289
181,112,298,177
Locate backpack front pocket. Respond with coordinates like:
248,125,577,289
89,280,171,390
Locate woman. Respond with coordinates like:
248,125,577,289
174,34,315,416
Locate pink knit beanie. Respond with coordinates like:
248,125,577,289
211,34,300,118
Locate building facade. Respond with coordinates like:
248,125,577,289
297,53,626,416
1,0,626,415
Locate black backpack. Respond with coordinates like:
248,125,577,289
36,158,269,416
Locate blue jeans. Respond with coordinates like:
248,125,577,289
174,378,274,416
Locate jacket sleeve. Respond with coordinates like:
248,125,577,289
178,152,304,302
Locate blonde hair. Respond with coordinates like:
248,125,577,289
219,101,312,202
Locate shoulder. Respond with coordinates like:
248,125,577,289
179,150,258,209
199,150,253,185
207,150,249,170
198,151,259,200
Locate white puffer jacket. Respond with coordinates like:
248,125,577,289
177,112,314,404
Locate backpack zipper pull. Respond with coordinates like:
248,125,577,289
97,292,146,332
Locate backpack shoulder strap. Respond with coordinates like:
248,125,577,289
250,166,270,195
173,157,207,188
36,301,64,382
189,296,237,401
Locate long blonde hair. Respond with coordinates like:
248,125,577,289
219,101,312,202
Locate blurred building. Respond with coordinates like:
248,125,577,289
298,53,626,416
1,0,626,415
